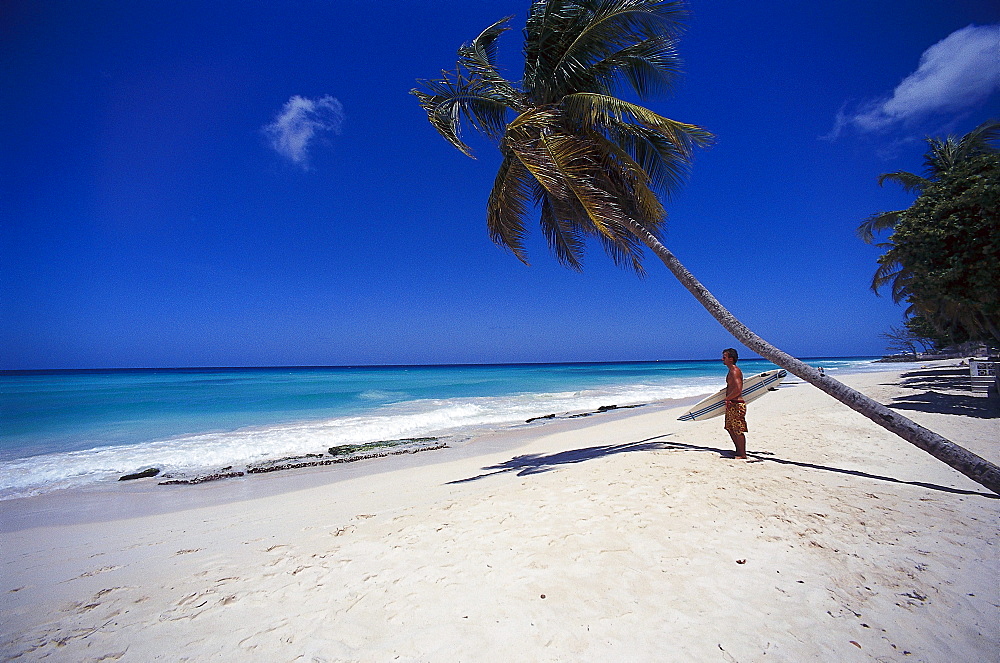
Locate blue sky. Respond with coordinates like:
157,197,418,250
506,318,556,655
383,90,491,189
2,0,999,369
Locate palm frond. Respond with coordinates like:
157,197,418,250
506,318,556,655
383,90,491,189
890,270,913,304
871,250,913,304
508,121,616,236
922,119,999,176
548,0,688,99
563,92,711,200
538,132,619,236
523,0,584,101
926,136,961,174
613,37,683,98
610,122,697,198
459,16,511,71
563,93,712,149
876,171,928,194
587,129,665,227
958,118,1000,154
594,217,648,274
856,209,902,244
487,153,534,263
415,1,710,277
457,16,525,110
538,192,587,270
411,71,514,156
538,131,649,273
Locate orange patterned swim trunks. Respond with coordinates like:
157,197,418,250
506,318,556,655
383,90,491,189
724,401,747,433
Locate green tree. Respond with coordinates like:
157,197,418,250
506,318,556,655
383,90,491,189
885,153,1000,341
857,119,999,243
412,0,1000,493
859,120,1000,342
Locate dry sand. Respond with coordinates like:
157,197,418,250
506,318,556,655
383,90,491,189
1,363,997,662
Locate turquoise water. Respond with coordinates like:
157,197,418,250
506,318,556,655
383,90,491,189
0,358,880,498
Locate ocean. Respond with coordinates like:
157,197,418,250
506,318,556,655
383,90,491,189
0,357,884,499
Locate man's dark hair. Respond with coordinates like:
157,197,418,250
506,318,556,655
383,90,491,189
723,348,739,362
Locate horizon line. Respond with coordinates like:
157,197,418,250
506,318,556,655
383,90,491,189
0,356,881,374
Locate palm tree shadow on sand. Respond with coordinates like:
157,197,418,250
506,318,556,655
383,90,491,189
447,434,997,499
885,367,1000,419
447,439,674,483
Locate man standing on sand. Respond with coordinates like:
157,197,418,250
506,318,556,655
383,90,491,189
722,348,748,459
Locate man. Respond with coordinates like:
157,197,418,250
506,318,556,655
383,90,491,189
722,348,748,459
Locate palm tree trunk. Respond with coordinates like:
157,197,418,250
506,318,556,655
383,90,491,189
626,222,1000,495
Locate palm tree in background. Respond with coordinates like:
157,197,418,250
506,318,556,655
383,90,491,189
858,119,1000,341
858,119,1000,243
411,0,999,493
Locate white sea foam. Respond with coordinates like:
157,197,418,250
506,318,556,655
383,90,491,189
0,379,717,500
2,359,893,500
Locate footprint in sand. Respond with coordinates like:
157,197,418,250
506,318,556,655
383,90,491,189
73,565,122,579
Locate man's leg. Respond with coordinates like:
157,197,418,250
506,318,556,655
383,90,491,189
729,431,747,459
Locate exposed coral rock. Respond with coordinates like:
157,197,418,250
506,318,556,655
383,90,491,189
159,470,245,485
119,468,160,481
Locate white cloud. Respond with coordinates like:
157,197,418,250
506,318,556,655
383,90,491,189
263,95,345,168
826,24,1000,139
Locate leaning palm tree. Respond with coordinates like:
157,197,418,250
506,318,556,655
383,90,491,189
411,0,1000,493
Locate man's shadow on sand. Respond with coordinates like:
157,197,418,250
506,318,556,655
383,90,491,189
447,434,997,499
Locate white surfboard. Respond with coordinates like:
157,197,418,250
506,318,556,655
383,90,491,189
677,369,787,422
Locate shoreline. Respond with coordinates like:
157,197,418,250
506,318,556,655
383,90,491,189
2,363,997,660
0,395,704,532
0,358,893,503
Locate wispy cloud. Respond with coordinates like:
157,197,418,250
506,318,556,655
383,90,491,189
263,95,345,168
825,24,1000,140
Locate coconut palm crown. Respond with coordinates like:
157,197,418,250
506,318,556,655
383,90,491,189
413,0,1000,494
411,0,712,273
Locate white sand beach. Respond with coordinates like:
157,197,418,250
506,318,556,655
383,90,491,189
1,363,997,662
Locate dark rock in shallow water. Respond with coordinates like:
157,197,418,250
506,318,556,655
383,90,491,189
526,413,557,423
159,470,244,485
249,443,448,474
328,437,439,457
119,467,160,481
155,439,448,486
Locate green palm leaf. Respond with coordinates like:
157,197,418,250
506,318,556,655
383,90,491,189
876,171,928,194
548,0,687,96
856,209,902,244
457,17,525,110
411,73,512,156
538,192,588,270
487,153,534,263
